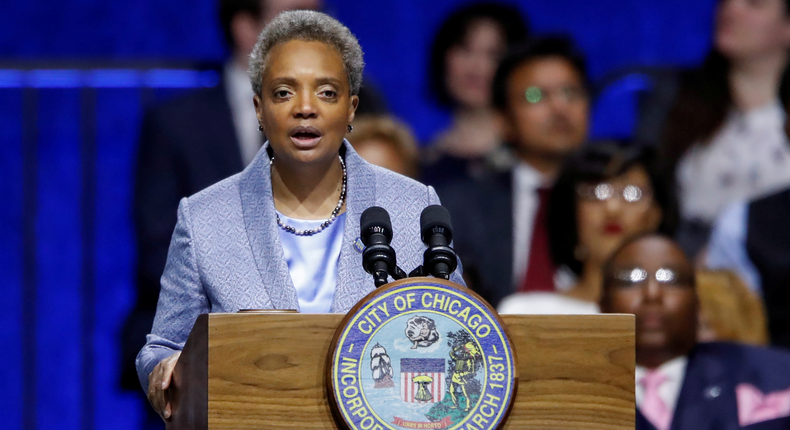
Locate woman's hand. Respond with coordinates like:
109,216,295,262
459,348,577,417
147,351,181,421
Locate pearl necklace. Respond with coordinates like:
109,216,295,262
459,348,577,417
274,154,347,236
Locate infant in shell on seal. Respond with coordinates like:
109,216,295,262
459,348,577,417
405,316,440,349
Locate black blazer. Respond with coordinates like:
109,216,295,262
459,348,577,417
637,343,790,430
437,171,514,308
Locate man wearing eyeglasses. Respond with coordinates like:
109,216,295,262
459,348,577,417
438,37,589,308
601,233,790,430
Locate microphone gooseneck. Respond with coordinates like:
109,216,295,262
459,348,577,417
419,205,458,280
360,207,398,287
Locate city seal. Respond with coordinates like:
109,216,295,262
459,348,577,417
327,278,517,430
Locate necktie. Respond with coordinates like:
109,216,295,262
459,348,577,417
641,370,672,430
519,187,556,292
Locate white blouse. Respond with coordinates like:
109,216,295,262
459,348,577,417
277,212,346,313
677,100,790,224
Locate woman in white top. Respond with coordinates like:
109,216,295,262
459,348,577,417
498,144,678,314
660,0,790,255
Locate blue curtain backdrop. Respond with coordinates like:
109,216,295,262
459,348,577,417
0,1,716,429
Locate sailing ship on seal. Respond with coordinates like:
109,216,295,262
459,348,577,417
370,343,395,388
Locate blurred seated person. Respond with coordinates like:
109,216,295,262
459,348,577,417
706,190,790,350
440,37,590,308
498,144,678,314
136,11,464,422
706,97,790,350
696,270,768,345
124,0,387,396
600,234,790,430
637,0,790,257
421,2,529,186
347,115,419,179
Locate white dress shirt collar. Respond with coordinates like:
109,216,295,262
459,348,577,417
225,62,262,166
635,355,689,418
512,161,551,288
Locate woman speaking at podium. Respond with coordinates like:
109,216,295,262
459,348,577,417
136,11,464,421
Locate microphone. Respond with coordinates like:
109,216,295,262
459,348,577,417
361,207,399,287
419,205,458,280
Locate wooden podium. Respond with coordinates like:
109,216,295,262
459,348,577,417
167,312,634,429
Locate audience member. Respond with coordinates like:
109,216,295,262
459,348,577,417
600,234,790,430
707,181,790,350
121,0,387,397
638,0,790,257
696,270,768,345
498,144,678,314
136,11,464,422
421,2,529,186
440,37,589,309
346,115,419,179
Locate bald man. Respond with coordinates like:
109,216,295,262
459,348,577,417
601,234,790,430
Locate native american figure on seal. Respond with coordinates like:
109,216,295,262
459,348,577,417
448,339,482,411
404,316,440,349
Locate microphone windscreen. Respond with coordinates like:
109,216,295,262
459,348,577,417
360,206,393,245
420,205,453,243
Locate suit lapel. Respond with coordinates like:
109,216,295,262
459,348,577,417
238,146,299,311
332,142,376,312
637,409,659,430
670,346,737,430
481,171,514,304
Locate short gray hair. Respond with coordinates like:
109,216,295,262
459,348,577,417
249,10,365,97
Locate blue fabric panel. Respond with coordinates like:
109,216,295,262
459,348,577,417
92,88,142,430
35,89,83,430
0,1,727,427
0,0,225,60
0,89,24,430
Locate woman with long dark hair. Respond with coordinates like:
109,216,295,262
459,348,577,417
497,143,678,314
660,0,790,254
421,2,529,185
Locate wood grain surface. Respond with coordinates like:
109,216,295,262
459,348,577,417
168,313,634,430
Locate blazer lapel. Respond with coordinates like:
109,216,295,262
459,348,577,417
238,145,300,311
332,142,376,312
671,346,737,430
637,409,659,430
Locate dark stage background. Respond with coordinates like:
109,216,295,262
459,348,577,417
0,1,715,429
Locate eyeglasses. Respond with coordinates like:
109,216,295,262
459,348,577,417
524,85,587,104
611,267,694,288
576,183,652,204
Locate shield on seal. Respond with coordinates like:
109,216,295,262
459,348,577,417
400,358,445,403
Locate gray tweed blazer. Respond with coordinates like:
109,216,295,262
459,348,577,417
135,141,464,391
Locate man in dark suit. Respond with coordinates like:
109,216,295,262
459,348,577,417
601,234,790,430
437,37,590,308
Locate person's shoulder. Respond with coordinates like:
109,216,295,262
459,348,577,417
435,168,511,205
183,169,244,215
368,163,433,197
695,342,790,370
497,292,600,315
750,187,790,208
144,84,227,125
